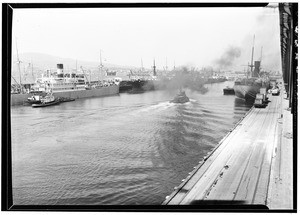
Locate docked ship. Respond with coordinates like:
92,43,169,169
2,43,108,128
120,59,158,93
233,74,268,101
11,64,119,106
206,76,227,84
233,36,269,101
30,64,87,92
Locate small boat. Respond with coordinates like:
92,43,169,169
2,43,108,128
223,86,235,95
32,94,60,108
27,92,47,104
170,89,190,104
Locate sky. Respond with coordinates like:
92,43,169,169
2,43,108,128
12,5,281,71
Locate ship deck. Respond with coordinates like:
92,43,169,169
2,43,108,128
163,88,293,209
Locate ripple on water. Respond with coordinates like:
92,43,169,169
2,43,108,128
11,82,252,205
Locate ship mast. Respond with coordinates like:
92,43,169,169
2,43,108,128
31,59,34,80
11,76,20,86
89,69,92,85
15,38,22,90
165,57,168,71
260,46,263,63
250,35,255,76
141,58,144,70
153,58,156,76
80,66,90,85
23,64,26,82
247,62,249,78
99,49,103,84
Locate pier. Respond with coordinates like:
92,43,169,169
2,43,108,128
163,88,293,209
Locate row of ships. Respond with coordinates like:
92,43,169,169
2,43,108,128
11,61,230,105
11,38,278,105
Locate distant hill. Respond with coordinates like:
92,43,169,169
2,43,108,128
13,52,132,70
11,52,136,84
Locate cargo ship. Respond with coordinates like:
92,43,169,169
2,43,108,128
233,76,267,101
11,64,119,106
119,59,158,93
233,36,269,101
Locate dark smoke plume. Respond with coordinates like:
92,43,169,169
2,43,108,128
155,66,207,93
214,46,241,69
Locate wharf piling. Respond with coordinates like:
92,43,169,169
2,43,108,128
163,87,293,209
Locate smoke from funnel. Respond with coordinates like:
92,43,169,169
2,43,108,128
214,46,241,69
159,66,207,93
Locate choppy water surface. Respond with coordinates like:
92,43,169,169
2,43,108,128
11,82,252,205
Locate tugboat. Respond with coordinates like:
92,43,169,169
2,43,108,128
32,93,60,108
170,88,190,104
27,91,47,104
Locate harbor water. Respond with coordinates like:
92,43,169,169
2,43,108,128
11,81,252,205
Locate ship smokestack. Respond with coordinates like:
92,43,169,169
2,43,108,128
57,64,64,74
253,61,260,77
153,59,156,76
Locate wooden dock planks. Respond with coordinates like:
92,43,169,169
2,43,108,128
163,91,293,209
267,93,293,209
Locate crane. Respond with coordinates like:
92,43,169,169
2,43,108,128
99,49,104,84
249,35,255,76
80,66,91,86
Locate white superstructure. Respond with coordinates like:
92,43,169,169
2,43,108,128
31,64,87,92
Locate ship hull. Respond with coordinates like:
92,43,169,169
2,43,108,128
32,99,60,108
11,85,119,106
233,84,261,101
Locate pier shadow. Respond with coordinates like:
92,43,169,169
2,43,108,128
234,97,254,105
234,98,254,109
189,200,269,210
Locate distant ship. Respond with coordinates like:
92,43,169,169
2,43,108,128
30,64,119,92
233,36,269,101
120,59,158,93
11,63,119,106
207,76,227,84
30,64,87,92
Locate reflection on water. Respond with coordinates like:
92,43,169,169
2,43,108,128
11,81,252,205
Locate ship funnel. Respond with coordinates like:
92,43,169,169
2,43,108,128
253,61,260,77
57,64,64,74
153,59,156,76
46,69,51,77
